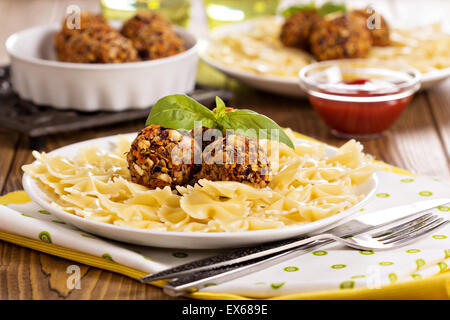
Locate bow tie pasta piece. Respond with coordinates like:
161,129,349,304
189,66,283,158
180,190,250,222
22,134,375,232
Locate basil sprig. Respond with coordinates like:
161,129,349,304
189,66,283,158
146,94,294,149
317,1,346,16
282,1,316,18
282,1,346,18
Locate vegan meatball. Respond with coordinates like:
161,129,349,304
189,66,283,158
198,134,272,188
54,13,138,63
121,11,185,60
352,9,390,46
280,10,321,50
190,108,235,151
120,11,171,39
127,125,200,189
61,11,108,33
309,13,372,61
54,12,108,61
190,126,221,152
56,26,138,63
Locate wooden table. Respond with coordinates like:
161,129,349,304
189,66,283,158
0,0,449,300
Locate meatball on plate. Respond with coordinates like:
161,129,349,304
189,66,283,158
199,6,450,97
127,125,200,189
309,13,372,61
280,10,321,50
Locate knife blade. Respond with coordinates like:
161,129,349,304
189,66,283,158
141,198,449,287
164,240,326,297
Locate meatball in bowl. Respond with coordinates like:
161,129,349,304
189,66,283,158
6,11,198,111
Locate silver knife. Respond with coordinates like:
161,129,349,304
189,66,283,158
140,198,449,294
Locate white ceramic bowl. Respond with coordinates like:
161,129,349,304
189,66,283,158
5,24,198,111
22,134,378,249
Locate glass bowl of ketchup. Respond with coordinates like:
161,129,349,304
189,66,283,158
299,59,421,139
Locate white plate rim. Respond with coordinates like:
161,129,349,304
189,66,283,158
22,133,378,246
198,18,450,90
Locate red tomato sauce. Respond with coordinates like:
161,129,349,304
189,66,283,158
307,79,413,135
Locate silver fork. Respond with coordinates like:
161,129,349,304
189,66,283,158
288,212,447,250
160,212,448,296
142,211,447,283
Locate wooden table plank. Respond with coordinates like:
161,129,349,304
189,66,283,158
376,92,449,178
0,129,20,193
0,241,182,300
426,79,450,161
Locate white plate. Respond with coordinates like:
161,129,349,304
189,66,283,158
22,133,378,249
6,24,198,111
199,19,450,97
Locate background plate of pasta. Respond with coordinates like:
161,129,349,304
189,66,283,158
22,132,378,249
199,15,450,97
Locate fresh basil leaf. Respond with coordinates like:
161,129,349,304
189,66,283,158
222,110,295,149
146,94,217,130
282,1,316,18
215,96,226,119
318,1,346,16
146,94,294,149
214,96,227,131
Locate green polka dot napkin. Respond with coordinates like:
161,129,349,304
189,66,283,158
0,171,449,298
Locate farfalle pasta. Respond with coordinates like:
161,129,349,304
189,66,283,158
205,17,450,77
22,132,376,232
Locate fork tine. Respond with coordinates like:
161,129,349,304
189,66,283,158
381,215,442,243
382,217,448,245
375,213,436,241
371,212,434,239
